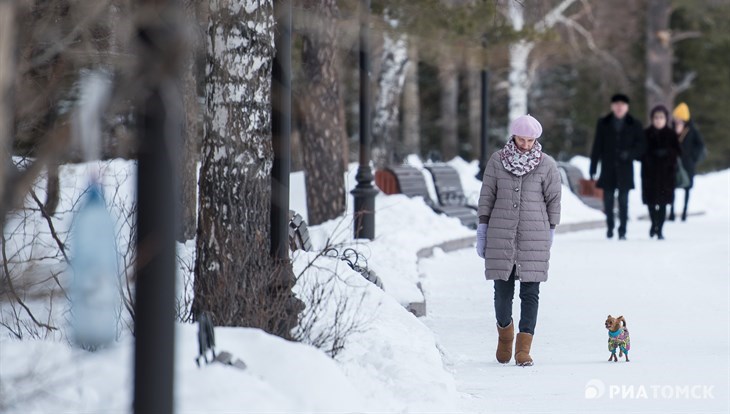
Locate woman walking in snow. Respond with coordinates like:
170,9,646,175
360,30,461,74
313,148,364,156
670,102,706,221
641,105,681,240
475,114,562,366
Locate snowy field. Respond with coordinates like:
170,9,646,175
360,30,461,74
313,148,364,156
1,155,727,413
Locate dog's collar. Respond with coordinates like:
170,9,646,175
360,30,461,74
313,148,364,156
608,328,623,338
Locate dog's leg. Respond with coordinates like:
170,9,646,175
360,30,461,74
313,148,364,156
608,354,614,362
619,349,623,357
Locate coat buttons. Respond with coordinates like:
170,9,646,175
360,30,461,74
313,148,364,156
513,203,518,208
514,187,520,192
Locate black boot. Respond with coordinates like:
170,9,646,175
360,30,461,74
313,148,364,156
648,206,657,238
657,205,667,240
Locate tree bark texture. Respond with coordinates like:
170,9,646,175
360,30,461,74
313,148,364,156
401,42,420,158
372,30,409,167
298,0,347,226
646,0,673,110
466,53,481,161
0,0,15,215
178,0,205,242
194,0,296,338
438,55,458,161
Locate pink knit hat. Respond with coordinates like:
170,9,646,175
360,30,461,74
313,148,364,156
509,114,543,139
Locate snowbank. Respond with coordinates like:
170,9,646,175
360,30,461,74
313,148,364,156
291,251,457,412
0,324,371,413
2,158,459,413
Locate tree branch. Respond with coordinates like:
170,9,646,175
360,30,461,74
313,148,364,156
672,71,697,95
555,14,629,88
28,189,70,263
535,0,579,32
671,30,702,44
645,77,665,96
1,232,59,332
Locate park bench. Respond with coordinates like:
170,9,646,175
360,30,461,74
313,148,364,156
288,211,313,252
557,162,604,210
375,164,478,229
424,164,476,208
288,210,383,289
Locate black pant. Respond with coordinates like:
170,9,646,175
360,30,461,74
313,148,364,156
670,188,691,219
603,188,629,236
494,267,540,335
648,204,667,234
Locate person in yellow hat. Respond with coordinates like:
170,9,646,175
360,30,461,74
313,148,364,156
671,102,707,221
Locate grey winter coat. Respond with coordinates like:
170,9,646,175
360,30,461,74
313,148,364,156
478,151,562,282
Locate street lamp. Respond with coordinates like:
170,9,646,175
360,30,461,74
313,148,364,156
351,0,377,240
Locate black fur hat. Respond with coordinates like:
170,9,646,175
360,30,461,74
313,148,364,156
611,93,630,104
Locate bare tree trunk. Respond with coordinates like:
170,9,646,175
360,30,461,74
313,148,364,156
402,42,420,157
298,0,347,226
505,0,579,125
646,0,673,110
438,55,458,161
194,0,296,338
0,0,15,217
466,53,480,161
372,28,409,167
178,0,205,242
506,1,533,125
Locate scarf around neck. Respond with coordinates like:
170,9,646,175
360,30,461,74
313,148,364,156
500,138,543,176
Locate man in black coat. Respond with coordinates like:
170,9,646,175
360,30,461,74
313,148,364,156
590,94,646,240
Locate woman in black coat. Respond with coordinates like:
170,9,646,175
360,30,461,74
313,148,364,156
641,105,681,240
670,102,707,221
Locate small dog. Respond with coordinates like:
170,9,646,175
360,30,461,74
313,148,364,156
605,315,630,362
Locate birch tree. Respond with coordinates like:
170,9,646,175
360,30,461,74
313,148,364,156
504,0,620,124
401,42,420,157
193,0,297,337
372,16,409,167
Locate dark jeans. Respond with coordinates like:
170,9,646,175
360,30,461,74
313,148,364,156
494,267,540,335
603,188,629,236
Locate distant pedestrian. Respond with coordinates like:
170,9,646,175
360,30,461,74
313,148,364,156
476,114,562,366
641,105,680,240
670,102,706,221
589,94,646,240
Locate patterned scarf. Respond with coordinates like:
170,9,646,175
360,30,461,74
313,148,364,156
500,138,543,176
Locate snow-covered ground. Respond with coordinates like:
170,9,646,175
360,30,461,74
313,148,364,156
1,153,727,413
420,167,730,413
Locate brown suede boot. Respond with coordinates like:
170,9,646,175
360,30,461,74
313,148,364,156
496,320,514,364
515,332,534,366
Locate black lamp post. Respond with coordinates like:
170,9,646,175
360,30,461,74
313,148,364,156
476,70,489,181
271,0,291,260
133,2,181,413
351,0,377,240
